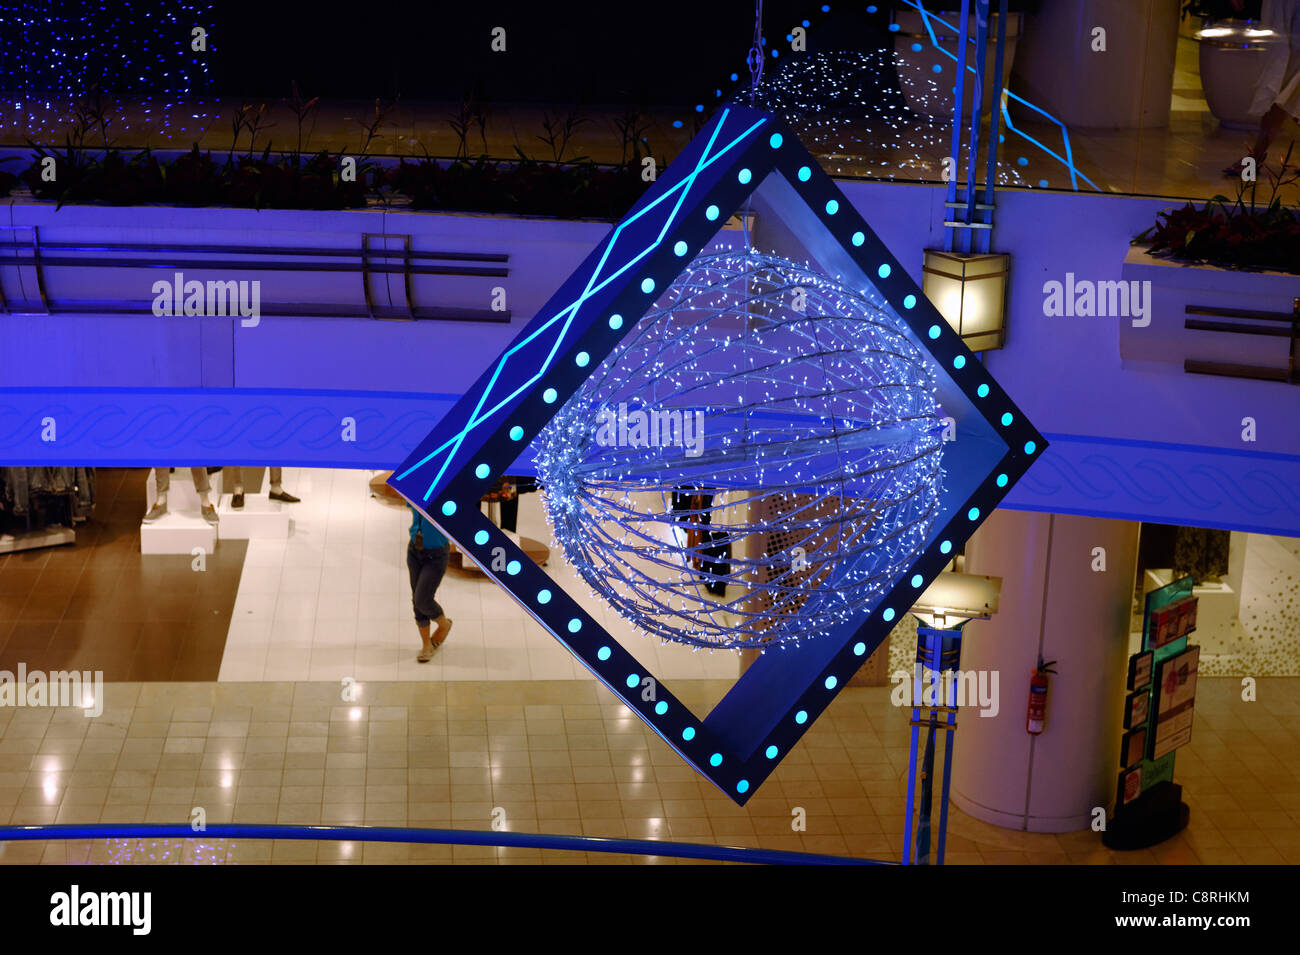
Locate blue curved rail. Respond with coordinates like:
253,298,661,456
0,824,887,866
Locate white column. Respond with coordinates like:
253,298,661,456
950,510,1139,832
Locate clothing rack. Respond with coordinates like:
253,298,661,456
0,467,95,554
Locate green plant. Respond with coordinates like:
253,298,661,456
281,81,320,162
537,109,588,164
1135,143,1300,274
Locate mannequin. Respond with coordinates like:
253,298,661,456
226,467,301,509
144,467,217,525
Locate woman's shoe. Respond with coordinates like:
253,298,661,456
432,615,454,648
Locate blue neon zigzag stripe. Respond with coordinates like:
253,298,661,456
899,0,1099,192
396,108,768,500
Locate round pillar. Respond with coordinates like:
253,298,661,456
950,510,1139,832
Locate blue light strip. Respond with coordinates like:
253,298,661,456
898,0,1099,192
395,110,768,497
0,824,885,866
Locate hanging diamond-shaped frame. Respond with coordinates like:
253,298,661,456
390,105,1046,804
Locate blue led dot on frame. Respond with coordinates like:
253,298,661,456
968,507,981,521
891,23,902,33
771,49,779,58
802,19,810,27
977,383,990,398
769,132,783,148
441,501,456,516
641,277,655,294
822,3,830,11
1025,440,1038,455
953,355,966,369
682,726,696,741
673,240,688,257
474,530,489,546
626,673,639,689
608,314,623,330
766,745,778,759
509,425,524,441
695,104,704,113
710,753,723,767
797,165,811,181
597,645,611,661
543,388,558,404
883,608,896,622
853,642,866,656
576,351,590,367
852,231,865,246
928,325,941,339
1039,179,1049,188
997,473,1009,487
825,199,839,215
1000,412,1013,426
737,779,750,794
911,574,924,588
672,120,683,129
506,560,521,575
878,263,891,279
867,5,878,13
730,72,739,81
538,589,552,604
824,675,838,690
903,294,917,309
940,540,952,554
475,463,490,479
738,167,752,184
795,710,808,724
931,62,942,72
655,701,668,716
706,204,720,220
1017,156,1028,166
568,618,582,633
911,41,923,51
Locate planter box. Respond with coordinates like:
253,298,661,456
1120,245,1300,373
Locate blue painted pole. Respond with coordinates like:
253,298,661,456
980,0,1010,253
944,0,974,253
962,0,990,254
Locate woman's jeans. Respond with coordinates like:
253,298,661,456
407,542,450,627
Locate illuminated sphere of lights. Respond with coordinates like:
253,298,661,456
536,249,944,652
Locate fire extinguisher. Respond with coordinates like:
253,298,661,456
1026,658,1057,735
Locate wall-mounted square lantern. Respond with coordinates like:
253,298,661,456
921,251,1010,352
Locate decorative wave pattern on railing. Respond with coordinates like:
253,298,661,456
0,388,455,469
1006,434,1300,536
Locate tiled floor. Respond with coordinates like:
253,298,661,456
217,468,741,687
0,676,1296,864
0,469,246,682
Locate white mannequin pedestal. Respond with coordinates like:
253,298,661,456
217,493,289,540
140,468,219,555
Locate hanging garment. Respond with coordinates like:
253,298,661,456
1251,0,1300,119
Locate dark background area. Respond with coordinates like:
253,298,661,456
212,0,881,105
1,0,1043,107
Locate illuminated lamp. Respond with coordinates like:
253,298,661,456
921,250,1010,352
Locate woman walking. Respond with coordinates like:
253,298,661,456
407,503,453,662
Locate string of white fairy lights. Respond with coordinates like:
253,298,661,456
535,250,945,652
